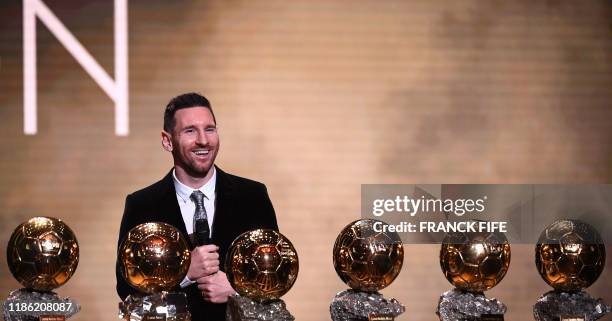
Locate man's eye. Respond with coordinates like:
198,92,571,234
185,128,195,134
205,127,217,133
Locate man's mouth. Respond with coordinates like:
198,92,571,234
193,149,210,156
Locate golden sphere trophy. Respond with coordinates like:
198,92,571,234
3,217,80,321
225,229,299,321
330,219,405,321
533,219,610,321
437,227,511,321
118,222,191,321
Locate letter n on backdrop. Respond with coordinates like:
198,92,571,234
23,0,128,136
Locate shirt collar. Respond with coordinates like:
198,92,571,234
172,167,217,203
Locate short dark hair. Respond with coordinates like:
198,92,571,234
163,92,216,132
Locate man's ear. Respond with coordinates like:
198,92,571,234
161,130,173,152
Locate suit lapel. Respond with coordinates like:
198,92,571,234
211,166,234,244
158,170,192,248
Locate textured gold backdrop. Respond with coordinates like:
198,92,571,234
0,1,611,320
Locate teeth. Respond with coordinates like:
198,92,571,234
194,150,209,155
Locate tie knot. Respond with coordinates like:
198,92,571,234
190,190,206,203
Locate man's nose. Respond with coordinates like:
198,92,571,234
195,130,208,145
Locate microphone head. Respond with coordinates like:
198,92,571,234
195,219,210,246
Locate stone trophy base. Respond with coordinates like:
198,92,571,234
436,288,506,321
2,288,80,321
533,290,611,321
118,292,190,321
330,289,405,321
225,294,294,321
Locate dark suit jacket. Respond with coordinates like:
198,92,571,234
116,166,278,321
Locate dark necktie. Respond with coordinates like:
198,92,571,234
190,190,210,246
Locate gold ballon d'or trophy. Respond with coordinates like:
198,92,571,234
3,217,81,321
118,222,191,321
225,229,299,321
437,224,510,321
533,219,610,321
330,219,405,321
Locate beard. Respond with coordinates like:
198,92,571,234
173,149,217,179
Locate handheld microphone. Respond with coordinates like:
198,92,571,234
194,218,218,279
195,218,210,246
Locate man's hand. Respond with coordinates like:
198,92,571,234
197,270,236,303
187,244,219,280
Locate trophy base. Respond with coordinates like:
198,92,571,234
2,288,80,321
533,290,611,321
118,292,190,321
329,289,405,321
436,288,506,321
38,317,65,321
225,294,294,321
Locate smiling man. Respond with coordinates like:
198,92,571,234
116,92,278,321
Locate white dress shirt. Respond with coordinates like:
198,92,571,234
173,168,217,235
173,167,217,287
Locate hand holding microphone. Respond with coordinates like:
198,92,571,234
187,244,219,280
189,190,233,302
193,217,234,303
187,217,218,280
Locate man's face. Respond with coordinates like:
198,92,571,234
163,107,219,178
